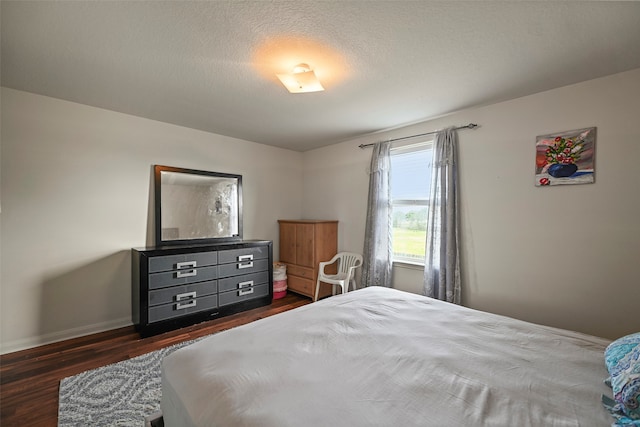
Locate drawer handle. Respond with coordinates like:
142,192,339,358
238,287,254,296
175,291,197,310
176,299,196,310
238,254,253,262
238,280,254,289
237,261,253,269
176,291,196,301
177,261,197,269
176,269,197,278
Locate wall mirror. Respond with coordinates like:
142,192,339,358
155,165,243,246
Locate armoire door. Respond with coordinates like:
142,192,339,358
279,222,297,264
295,223,315,268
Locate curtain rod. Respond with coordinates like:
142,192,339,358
358,123,478,149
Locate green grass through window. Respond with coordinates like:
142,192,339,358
393,227,426,262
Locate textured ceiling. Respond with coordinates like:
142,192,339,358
2,1,640,152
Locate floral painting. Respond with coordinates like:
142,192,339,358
535,127,596,186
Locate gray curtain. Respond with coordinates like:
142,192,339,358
423,127,461,304
362,141,392,287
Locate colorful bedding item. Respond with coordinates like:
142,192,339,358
604,332,640,425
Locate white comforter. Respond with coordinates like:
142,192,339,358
161,287,612,426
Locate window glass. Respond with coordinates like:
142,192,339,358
390,143,432,264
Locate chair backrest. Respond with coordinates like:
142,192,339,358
337,252,363,276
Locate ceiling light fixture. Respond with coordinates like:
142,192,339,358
276,63,324,93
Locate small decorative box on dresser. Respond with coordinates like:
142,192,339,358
132,240,272,336
278,220,338,299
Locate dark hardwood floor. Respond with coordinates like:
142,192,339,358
0,293,310,426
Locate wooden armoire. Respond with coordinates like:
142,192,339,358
277,220,338,299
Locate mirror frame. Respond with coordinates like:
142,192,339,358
154,165,243,246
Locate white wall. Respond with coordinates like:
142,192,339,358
0,88,303,353
302,68,640,340
2,69,638,353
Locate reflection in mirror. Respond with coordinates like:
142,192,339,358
155,165,242,245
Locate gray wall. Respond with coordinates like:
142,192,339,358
302,69,640,340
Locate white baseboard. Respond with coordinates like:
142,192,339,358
0,317,133,355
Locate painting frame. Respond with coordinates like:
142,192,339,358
535,127,596,187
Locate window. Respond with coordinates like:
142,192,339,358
390,140,433,264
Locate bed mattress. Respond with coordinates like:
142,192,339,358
161,286,612,426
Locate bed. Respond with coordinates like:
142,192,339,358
161,286,614,426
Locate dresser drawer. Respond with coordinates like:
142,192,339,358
219,283,269,307
148,280,217,307
287,264,315,280
148,251,218,273
218,258,268,279
218,246,269,264
287,275,314,296
148,293,218,323
148,265,218,290
218,271,269,293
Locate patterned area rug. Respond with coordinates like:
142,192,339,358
58,338,202,426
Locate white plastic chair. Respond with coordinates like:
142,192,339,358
314,252,363,302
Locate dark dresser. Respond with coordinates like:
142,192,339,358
132,240,272,336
